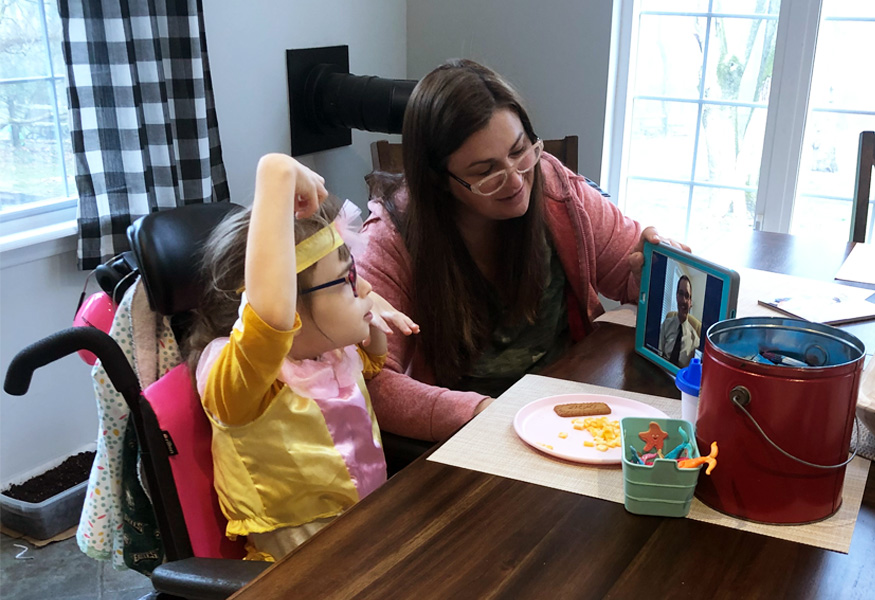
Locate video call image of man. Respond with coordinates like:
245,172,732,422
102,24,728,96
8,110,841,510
659,275,700,368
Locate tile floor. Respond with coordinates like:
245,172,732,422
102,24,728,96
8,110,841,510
0,533,155,599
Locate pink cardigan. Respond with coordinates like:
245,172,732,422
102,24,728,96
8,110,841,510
358,154,643,441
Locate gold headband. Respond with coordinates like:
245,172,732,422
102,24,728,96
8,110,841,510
295,222,344,273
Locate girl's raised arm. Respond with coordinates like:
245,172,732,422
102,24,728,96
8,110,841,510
246,154,328,330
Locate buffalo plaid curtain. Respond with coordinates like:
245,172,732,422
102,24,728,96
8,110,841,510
59,0,229,269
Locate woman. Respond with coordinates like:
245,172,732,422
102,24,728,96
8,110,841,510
359,59,682,442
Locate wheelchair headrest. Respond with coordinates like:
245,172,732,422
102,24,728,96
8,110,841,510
128,203,244,316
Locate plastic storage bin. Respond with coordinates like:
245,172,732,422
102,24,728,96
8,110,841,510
0,480,87,539
620,417,702,517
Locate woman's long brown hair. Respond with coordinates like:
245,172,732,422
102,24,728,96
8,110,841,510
401,59,547,387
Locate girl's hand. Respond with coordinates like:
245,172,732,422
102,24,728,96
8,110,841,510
627,226,691,276
362,292,419,352
368,291,420,337
290,160,329,219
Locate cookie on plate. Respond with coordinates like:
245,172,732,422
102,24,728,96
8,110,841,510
553,402,612,417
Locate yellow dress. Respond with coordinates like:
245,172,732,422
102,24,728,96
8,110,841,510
197,303,386,552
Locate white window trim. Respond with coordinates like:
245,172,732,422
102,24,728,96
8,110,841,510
0,200,78,267
603,0,638,205
0,222,78,268
601,0,635,193
755,0,821,232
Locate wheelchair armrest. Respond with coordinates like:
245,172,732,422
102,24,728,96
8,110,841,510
151,557,271,600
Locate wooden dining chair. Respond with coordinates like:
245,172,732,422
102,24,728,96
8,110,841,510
851,130,874,243
370,135,580,174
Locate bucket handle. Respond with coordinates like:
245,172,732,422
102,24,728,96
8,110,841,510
730,386,859,469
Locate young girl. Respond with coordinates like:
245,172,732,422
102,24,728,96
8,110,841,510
186,153,418,561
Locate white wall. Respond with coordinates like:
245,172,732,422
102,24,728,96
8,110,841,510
0,0,407,487
1,244,96,486
203,0,407,209
407,0,614,184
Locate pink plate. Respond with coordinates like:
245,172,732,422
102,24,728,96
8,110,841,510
513,393,668,465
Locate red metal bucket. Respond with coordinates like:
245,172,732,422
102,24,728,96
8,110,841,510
695,317,865,524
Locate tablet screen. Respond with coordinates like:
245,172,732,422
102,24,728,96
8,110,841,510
642,249,727,369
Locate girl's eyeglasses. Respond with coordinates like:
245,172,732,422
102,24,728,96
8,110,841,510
299,255,358,297
447,139,543,196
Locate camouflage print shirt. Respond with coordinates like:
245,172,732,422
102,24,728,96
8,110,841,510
456,237,570,398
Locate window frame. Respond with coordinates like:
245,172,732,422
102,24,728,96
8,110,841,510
755,0,821,233
0,0,78,261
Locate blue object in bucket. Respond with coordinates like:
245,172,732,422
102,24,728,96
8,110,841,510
675,357,701,396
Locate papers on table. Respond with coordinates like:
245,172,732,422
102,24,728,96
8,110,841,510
836,243,875,285
737,267,875,323
758,293,875,325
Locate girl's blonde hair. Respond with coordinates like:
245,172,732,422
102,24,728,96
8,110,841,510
185,196,347,375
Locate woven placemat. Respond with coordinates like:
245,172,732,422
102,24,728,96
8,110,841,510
855,424,875,461
429,374,870,554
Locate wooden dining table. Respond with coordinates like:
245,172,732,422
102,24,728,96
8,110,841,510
230,231,874,600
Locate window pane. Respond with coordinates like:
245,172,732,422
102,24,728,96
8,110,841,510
628,99,698,181
0,80,68,208
791,196,856,242
808,20,875,112
639,0,709,12
43,0,67,78
822,0,875,20
634,15,704,99
798,113,873,200
687,186,756,249
0,0,51,79
639,1,780,15
702,17,777,103
55,78,75,197
624,180,691,242
0,0,74,216
622,4,780,242
790,8,875,239
695,105,768,187
712,1,780,15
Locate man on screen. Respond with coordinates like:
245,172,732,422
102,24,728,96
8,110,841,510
659,275,700,368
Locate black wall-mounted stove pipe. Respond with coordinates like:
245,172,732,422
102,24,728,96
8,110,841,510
287,45,417,156
309,65,416,134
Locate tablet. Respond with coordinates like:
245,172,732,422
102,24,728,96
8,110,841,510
635,241,740,376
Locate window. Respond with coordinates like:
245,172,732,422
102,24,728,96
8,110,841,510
0,0,77,249
608,0,875,246
791,2,875,241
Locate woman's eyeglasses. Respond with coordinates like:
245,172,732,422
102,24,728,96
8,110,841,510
448,139,543,196
299,255,358,297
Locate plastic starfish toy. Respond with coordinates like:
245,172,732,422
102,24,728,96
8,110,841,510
638,422,669,452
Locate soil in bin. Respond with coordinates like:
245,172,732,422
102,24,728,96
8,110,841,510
2,451,95,503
